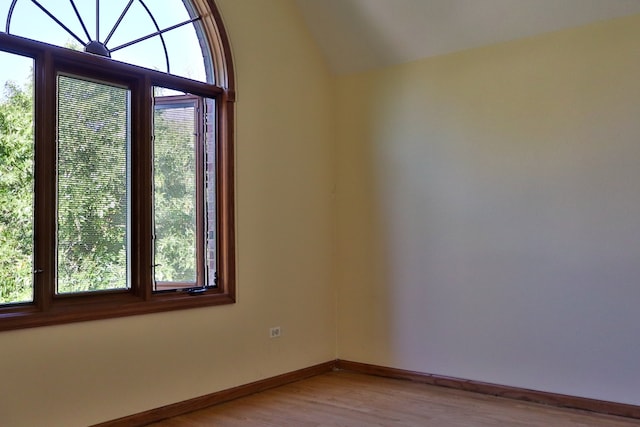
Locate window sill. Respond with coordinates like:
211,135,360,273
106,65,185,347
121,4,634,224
0,291,235,332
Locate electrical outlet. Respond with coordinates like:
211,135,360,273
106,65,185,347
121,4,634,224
269,326,281,338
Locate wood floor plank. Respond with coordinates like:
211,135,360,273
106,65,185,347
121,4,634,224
150,371,640,426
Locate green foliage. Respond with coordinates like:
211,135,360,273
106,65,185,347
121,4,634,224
1,77,202,304
56,76,129,293
0,81,34,304
153,105,198,282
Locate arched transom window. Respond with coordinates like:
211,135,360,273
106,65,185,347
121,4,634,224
4,0,215,81
0,0,235,330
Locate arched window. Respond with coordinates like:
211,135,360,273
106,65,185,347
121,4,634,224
0,0,235,330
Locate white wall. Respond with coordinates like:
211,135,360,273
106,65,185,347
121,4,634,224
0,1,336,426
336,14,640,405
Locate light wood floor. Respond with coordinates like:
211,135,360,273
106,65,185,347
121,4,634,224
151,371,640,426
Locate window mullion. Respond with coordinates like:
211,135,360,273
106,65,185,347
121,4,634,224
131,77,154,300
33,50,57,311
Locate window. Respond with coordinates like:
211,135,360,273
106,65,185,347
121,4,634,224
0,0,235,331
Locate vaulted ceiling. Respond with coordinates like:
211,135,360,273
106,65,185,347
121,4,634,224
295,0,640,74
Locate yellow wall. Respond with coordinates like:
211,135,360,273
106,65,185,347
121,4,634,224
335,14,640,405
0,1,336,426
3,3,640,425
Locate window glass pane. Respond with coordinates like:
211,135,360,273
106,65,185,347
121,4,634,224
5,1,212,82
6,1,83,48
111,36,167,74
57,75,130,294
153,91,198,288
153,89,217,291
0,52,34,305
162,22,207,82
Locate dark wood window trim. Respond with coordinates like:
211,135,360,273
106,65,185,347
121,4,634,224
0,0,235,332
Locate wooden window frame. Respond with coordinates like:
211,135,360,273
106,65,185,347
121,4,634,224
0,1,235,331
153,93,207,291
